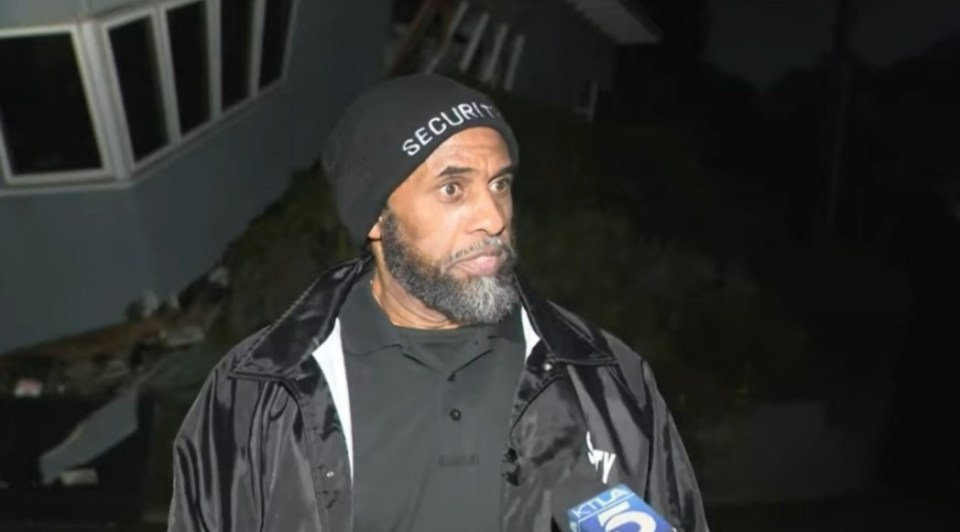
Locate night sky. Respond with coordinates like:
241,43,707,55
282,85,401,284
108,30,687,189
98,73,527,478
707,0,960,87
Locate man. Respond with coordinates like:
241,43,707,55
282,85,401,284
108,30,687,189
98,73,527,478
168,74,708,531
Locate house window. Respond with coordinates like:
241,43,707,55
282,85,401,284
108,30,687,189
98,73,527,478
0,30,107,182
221,0,256,111
106,15,170,162
259,0,295,89
166,0,211,136
0,0,297,189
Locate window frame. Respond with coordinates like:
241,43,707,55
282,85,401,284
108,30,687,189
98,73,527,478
159,0,219,143
254,0,299,93
0,24,116,186
218,0,298,122
99,6,179,173
502,34,525,92
0,0,299,190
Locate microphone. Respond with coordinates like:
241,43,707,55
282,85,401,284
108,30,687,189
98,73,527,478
551,480,676,532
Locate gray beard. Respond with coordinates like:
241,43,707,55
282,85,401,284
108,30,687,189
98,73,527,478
379,212,519,325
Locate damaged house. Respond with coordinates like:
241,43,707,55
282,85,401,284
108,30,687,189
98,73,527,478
0,0,658,525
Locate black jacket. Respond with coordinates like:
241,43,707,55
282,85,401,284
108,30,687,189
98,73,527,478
167,258,709,531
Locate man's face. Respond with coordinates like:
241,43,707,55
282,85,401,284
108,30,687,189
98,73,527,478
370,126,519,325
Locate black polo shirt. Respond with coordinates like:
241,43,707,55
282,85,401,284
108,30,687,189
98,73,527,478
340,271,525,532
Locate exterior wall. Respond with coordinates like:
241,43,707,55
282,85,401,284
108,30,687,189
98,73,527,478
470,0,618,109
0,0,392,353
0,191,156,352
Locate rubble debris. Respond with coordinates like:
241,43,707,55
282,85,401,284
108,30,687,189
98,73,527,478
13,378,43,398
156,326,206,349
161,294,181,313
40,381,141,485
62,359,101,389
0,261,236,503
59,468,99,487
0,262,231,397
99,357,132,384
0,263,231,521
208,265,229,287
125,290,160,321
177,266,230,310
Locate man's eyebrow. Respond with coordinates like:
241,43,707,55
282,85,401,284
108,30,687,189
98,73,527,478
493,164,516,177
437,166,472,178
436,164,516,179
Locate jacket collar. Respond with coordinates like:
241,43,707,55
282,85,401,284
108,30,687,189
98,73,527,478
230,256,367,380
230,257,615,380
513,272,616,365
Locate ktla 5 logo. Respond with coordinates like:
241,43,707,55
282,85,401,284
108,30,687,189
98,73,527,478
566,484,676,532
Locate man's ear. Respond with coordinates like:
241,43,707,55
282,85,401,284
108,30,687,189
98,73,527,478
367,215,383,241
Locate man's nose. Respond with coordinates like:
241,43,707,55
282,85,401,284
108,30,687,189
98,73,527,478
469,190,508,236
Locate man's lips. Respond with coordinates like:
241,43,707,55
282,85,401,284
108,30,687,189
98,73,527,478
451,250,504,276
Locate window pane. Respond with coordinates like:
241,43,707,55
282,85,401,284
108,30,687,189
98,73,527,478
221,0,254,110
259,0,294,88
167,1,210,134
0,34,102,175
109,18,168,161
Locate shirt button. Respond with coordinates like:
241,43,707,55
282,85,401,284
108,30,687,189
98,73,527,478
449,408,462,421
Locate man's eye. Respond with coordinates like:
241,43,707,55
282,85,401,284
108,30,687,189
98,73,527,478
492,177,512,192
440,183,461,197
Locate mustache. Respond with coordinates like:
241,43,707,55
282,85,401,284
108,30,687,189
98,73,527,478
441,236,514,269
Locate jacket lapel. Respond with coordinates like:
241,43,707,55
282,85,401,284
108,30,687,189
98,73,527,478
230,256,367,380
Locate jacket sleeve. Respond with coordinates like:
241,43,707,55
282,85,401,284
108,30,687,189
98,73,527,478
606,333,711,532
167,335,263,532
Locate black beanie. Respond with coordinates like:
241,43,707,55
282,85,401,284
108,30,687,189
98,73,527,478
322,74,519,247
